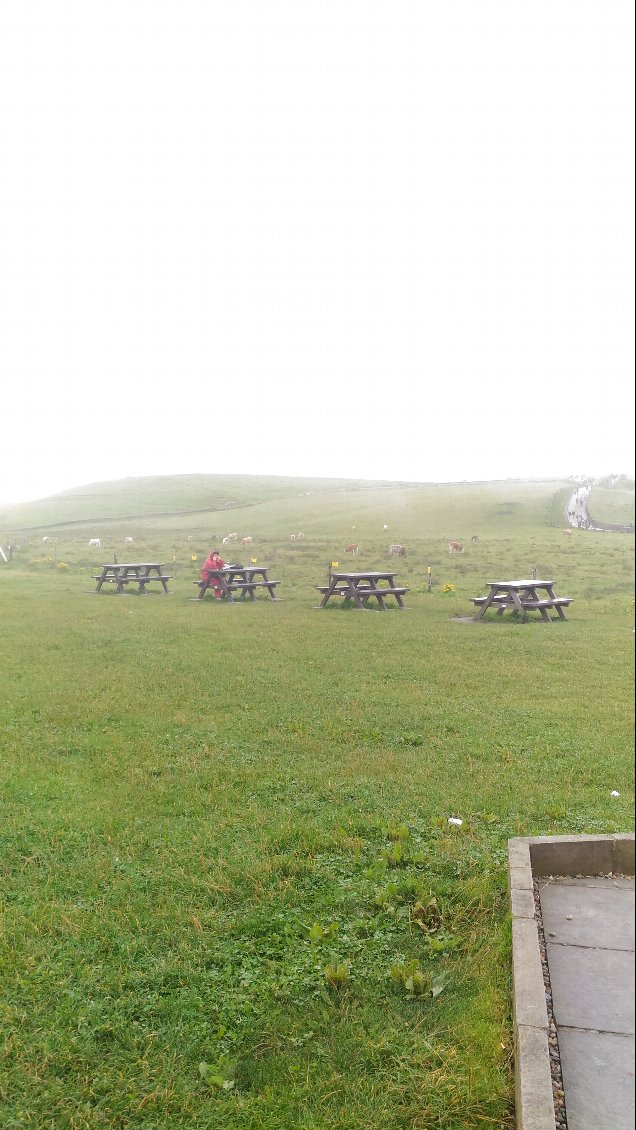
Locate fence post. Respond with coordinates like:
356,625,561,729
427,565,432,592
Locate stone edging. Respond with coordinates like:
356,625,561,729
508,834,635,1130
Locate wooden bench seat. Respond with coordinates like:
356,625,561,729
470,594,515,604
470,595,571,607
515,598,572,609
195,580,279,590
317,585,354,595
355,587,408,598
317,585,408,598
95,575,171,581
226,582,280,598
94,576,171,587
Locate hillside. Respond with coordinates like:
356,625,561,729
0,473,567,540
587,486,635,527
0,474,411,531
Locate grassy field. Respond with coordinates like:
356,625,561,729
587,486,635,526
0,477,634,1129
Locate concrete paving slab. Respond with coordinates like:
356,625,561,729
509,838,635,1130
538,876,635,890
558,1028,635,1130
540,883,635,950
546,943,635,1033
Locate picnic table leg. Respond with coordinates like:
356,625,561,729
473,589,498,620
521,587,550,622
545,586,567,619
509,590,528,621
357,585,387,609
349,583,366,609
320,579,338,607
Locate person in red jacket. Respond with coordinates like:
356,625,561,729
201,548,226,598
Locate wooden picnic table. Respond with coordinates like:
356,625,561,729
194,565,281,602
318,570,408,610
471,579,572,622
93,563,171,594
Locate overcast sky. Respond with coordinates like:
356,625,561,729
0,1,633,505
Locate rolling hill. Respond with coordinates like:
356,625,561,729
0,473,568,541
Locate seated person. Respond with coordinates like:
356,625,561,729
201,548,226,598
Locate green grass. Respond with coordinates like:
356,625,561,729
587,486,635,526
0,477,633,1129
0,474,411,532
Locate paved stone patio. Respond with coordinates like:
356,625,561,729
539,876,635,1130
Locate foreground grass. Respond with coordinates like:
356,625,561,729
0,493,634,1129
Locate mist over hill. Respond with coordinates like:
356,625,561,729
0,473,583,544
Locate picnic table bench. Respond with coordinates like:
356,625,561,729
318,571,408,610
470,580,572,621
93,563,171,594
194,565,281,602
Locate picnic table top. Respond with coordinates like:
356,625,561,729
98,562,164,570
486,578,555,587
330,570,399,580
222,564,267,570
203,565,271,575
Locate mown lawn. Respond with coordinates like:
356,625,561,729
0,491,633,1129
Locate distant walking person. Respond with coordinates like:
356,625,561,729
201,548,226,598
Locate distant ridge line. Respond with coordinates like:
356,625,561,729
1,503,252,533
0,479,424,532
0,476,573,532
